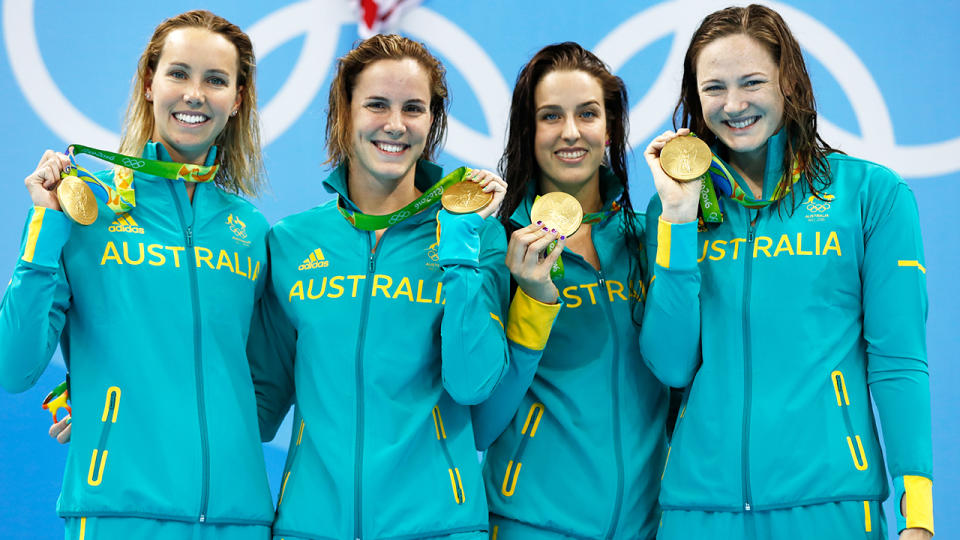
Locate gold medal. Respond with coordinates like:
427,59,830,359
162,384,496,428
530,192,583,238
56,176,98,225
660,136,712,182
441,180,493,214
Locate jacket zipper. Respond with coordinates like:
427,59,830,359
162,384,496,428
169,183,209,523
741,210,758,513
597,269,624,538
353,231,382,539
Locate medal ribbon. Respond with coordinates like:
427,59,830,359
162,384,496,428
697,155,801,227
61,144,220,214
544,199,622,280
336,166,470,230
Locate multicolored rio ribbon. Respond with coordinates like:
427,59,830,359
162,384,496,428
336,166,471,230
61,144,220,215
697,153,802,228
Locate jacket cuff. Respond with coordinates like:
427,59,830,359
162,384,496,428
505,287,562,351
895,474,934,535
436,210,484,267
20,207,71,268
655,218,698,271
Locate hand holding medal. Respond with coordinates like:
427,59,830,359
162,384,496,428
644,128,705,224
440,168,506,219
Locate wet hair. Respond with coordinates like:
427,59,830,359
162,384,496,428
119,10,264,196
325,34,448,166
675,4,839,202
499,42,645,318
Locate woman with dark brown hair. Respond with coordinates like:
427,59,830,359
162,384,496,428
644,5,932,539
473,42,700,539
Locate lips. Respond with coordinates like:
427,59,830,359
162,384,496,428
373,141,410,155
173,112,210,125
724,116,760,130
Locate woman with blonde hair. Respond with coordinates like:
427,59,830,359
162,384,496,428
0,10,274,539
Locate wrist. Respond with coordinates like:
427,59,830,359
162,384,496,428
518,281,559,305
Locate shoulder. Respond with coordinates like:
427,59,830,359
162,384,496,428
270,201,337,239
826,152,907,192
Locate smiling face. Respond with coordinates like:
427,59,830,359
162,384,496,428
696,33,784,163
533,70,608,194
348,58,432,188
146,27,241,164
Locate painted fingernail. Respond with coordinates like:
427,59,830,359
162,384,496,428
542,226,549,231
536,220,542,225
560,235,566,240
551,228,556,233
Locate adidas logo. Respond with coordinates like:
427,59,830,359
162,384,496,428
298,248,330,270
108,214,144,234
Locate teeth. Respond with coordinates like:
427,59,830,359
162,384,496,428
727,117,758,129
375,142,406,153
175,113,207,124
557,150,586,159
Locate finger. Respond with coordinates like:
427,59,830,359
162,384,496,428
36,149,56,170
57,422,72,444
542,235,567,267
507,226,548,267
49,415,70,438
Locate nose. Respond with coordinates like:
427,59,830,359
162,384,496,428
183,83,204,107
561,116,580,143
723,89,748,116
384,109,406,137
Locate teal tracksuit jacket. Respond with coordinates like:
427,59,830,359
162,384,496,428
642,131,933,533
248,161,513,540
0,142,274,526
475,171,683,540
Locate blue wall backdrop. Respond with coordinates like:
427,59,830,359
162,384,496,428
1,1,956,538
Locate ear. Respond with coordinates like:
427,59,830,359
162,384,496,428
145,69,154,102
233,85,243,114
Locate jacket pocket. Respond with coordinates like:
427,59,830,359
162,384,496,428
830,370,869,472
432,405,465,504
87,386,121,486
278,419,306,508
500,402,544,497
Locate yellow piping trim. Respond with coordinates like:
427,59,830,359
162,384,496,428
454,467,465,504
101,386,121,423
831,370,850,406
678,403,687,419
505,288,561,351
898,260,926,274
79,517,86,540
490,312,503,329
296,420,304,446
491,525,498,540
432,406,447,439
662,446,672,480
847,435,868,471
447,467,465,504
521,403,544,437
656,218,672,268
278,471,291,505
904,475,934,534
22,208,45,263
501,461,521,497
87,449,108,486
864,501,871,532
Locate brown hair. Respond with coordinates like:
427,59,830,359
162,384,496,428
499,42,644,319
674,4,839,200
325,34,448,166
119,10,265,196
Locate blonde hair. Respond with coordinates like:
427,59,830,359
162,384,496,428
119,10,265,196
325,34,448,166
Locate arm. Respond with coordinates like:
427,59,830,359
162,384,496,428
437,210,511,404
246,245,297,442
0,207,72,393
860,176,933,537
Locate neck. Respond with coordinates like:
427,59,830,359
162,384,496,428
728,145,767,198
539,170,603,214
347,166,422,215
162,143,210,166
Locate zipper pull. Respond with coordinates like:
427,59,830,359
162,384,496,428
368,251,375,273
747,228,755,243
185,226,194,246
597,270,605,288
744,502,751,511
199,514,206,523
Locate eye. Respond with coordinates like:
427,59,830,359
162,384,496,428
168,69,188,80
744,79,766,89
207,76,228,87
364,101,387,111
539,112,560,122
403,103,427,114
701,84,723,94
580,110,599,119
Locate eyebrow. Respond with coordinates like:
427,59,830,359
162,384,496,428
167,62,232,78
362,95,428,105
700,72,768,84
536,100,601,112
